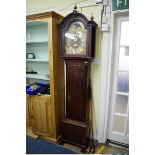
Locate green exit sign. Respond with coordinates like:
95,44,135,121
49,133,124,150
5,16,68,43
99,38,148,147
112,0,129,11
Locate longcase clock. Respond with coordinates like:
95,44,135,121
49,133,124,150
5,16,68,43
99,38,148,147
59,6,97,149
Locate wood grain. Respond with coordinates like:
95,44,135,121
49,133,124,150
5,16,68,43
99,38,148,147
26,95,30,127
52,17,65,137
27,11,63,21
30,95,49,137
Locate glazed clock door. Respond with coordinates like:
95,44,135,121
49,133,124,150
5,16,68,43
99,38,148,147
65,21,87,55
66,60,88,122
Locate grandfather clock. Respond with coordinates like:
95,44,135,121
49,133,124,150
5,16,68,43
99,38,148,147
59,6,97,148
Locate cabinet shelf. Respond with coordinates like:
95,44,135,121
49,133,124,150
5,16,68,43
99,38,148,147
26,74,49,80
26,59,48,62
26,21,47,26
26,41,48,44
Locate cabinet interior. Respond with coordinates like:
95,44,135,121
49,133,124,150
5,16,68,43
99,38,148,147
26,21,49,84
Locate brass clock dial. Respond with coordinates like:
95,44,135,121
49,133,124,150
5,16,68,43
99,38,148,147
65,21,87,55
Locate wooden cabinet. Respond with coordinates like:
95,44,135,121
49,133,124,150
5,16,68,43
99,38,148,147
26,11,64,143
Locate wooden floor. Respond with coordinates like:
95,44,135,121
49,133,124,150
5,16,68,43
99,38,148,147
102,144,129,154
63,143,82,153
63,143,129,154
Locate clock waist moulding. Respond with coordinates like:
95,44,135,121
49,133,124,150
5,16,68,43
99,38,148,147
59,6,97,149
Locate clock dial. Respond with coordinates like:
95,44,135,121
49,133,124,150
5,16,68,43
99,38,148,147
65,21,87,55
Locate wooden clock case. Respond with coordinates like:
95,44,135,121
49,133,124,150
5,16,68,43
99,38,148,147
59,7,97,149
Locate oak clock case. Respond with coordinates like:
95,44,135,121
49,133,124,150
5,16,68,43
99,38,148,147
60,8,97,148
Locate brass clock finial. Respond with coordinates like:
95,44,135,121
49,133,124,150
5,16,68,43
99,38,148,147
74,4,77,10
90,13,94,20
73,4,77,13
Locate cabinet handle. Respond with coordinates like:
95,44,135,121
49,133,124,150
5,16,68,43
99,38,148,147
30,114,33,117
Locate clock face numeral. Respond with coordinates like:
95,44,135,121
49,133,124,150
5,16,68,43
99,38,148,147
65,21,87,55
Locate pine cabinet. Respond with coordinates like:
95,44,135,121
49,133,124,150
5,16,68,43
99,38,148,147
26,11,64,143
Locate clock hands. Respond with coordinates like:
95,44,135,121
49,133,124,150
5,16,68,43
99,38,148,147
65,32,75,40
65,31,84,42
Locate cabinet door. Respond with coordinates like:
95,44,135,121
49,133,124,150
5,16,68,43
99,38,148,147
66,61,88,122
30,96,50,136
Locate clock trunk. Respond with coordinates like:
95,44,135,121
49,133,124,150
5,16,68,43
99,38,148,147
62,59,90,147
66,60,88,122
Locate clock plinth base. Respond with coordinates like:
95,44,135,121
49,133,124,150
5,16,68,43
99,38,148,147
61,118,89,148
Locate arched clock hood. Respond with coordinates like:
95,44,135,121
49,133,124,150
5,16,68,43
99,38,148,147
60,6,98,59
